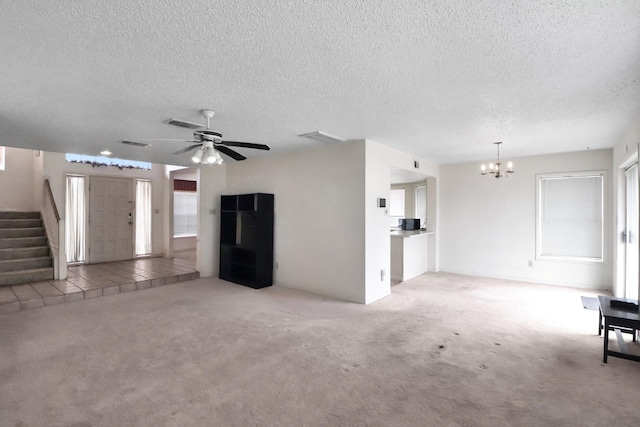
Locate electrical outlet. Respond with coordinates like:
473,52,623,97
528,260,533,267
209,208,216,215
275,262,279,270
381,268,386,281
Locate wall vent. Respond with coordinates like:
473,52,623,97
164,118,203,129
298,131,345,143
121,140,152,148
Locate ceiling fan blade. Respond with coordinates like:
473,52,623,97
173,144,202,155
215,145,247,161
222,140,271,151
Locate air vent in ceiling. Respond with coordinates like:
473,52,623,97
298,131,345,143
164,118,203,129
121,140,152,148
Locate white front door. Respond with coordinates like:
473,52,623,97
89,176,134,263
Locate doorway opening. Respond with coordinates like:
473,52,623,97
172,170,198,264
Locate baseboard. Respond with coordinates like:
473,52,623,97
437,268,611,291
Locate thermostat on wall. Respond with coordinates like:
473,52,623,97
377,198,386,208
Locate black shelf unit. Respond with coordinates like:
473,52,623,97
219,193,274,289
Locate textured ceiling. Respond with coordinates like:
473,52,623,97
1,1,639,167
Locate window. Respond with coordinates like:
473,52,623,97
415,184,427,227
0,146,5,170
174,191,198,237
536,172,604,262
389,188,405,228
65,153,151,170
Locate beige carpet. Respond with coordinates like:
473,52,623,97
1,272,639,427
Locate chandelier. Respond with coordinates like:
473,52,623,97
480,142,514,178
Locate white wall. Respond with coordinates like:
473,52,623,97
612,111,640,297
440,149,612,289
173,236,196,251
196,165,226,277
0,147,39,211
221,141,367,303
364,140,439,303
42,152,167,257
32,151,44,211
198,139,439,304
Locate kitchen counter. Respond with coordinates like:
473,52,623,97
390,229,433,281
390,230,433,238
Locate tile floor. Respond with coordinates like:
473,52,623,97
0,257,198,313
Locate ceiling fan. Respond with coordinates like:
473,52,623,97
128,109,270,164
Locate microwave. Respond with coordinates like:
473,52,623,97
400,218,421,231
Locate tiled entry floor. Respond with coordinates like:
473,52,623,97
0,257,198,313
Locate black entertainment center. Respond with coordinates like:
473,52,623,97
219,193,274,289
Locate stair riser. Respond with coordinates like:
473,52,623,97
0,228,45,238
0,219,43,229
0,258,52,273
0,212,40,220
0,268,54,286
0,212,53,286
0,247,49,260
0,237,48,249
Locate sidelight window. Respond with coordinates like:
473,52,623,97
66,175,86,263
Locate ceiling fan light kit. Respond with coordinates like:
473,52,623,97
126,109,270,166
480,142,514,179
191,148,204,163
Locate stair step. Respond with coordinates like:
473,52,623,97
0,267,54,286
0,246,49,261
0,211,40,220
0,257,53,273
0,236,48,249
0,218,43,229
0,227,45,238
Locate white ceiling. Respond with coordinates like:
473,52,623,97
1,1,639,167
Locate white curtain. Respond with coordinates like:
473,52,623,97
66,175,85,262
136,180,152,256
